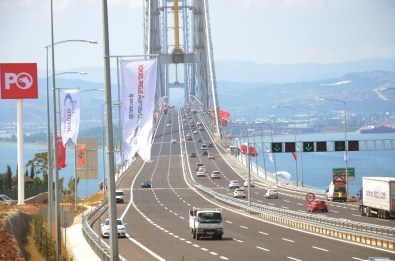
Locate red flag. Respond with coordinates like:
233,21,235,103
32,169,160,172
292,152,297,161
78,145,86,166
57,136,67,169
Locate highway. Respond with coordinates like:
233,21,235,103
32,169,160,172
94,108,395,260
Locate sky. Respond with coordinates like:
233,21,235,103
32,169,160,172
1,0,395,74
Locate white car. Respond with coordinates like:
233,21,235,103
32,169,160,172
201,144,207,150
243,179,254,187
265,189,279,199
0,194,17,205
101,218,127,238
234,188,246,198
197,170,206,177
208,153,214,159
229,180,240,189
211,170,220,179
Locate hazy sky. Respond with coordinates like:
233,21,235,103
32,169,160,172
1,0,394,72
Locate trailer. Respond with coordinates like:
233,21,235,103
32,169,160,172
359,177,395,219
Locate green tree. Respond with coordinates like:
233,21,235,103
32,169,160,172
6,165,12,190
30,164,35,179
26,152,48,184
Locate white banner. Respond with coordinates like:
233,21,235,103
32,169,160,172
121,59,157,162
59,89,80,145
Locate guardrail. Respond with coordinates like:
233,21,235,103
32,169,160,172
195,183,395,250
81,158,136,261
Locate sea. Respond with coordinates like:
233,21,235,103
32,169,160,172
1,132,395,198
237,132,395,196
0,141,105,199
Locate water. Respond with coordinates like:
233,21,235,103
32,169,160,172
236,132,395,196
1,132,395,198
0,142,105,198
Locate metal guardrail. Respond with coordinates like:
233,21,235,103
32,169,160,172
195,184,395,243
81,158,135,261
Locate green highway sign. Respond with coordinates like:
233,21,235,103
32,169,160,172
332,167,355,181
303,142,314,152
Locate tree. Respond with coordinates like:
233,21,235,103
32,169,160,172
6,165,12,190
30,164,35,179
26,152,48,184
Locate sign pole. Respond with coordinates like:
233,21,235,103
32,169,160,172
17,99,25,205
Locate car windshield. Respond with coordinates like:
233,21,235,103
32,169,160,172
117,220,123,225
116,191,123,196
197,212,222,223
334,187,346,193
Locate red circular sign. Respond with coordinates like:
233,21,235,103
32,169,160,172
306,192,316,202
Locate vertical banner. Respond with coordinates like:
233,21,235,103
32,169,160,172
59,89,80,145
57,136,67,169
121,59,157,162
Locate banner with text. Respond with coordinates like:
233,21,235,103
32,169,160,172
121,59,157,162
59,89,80,145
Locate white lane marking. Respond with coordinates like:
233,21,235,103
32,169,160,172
256,246,270,251
297,203,303,206
225,220,232,224
201,248,208,251
219,257,229,260
209,252,218,256
240,225,248,229
312,246,328,252
193,244,200,248
282,238,295,243
287,257,302,261
233,238,243,243
351,258,364,260
258,231,269,235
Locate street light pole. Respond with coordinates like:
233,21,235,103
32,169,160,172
273,105,298,187
45,39,97,240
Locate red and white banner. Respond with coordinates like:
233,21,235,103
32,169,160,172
0,63,38,99
59,89,80,145
121,59,157,162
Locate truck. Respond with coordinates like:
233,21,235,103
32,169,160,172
189,208,223,240
327,181,347,202
326,168,348,202
359,177,395,219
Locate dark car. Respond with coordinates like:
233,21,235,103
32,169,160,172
202,150,208,156
141,179,152,188
190,152,196,158
308,200,328,212
196,138,202,142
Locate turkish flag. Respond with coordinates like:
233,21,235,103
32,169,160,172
57,136,67,169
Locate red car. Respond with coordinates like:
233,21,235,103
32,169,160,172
308,200,328,213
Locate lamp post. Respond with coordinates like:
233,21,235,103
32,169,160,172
45,38,97,253
273,105,298,187
319,98,348,199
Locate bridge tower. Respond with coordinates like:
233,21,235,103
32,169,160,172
143,0,221,136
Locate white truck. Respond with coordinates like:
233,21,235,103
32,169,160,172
359,177,395,219
189,208,223,240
